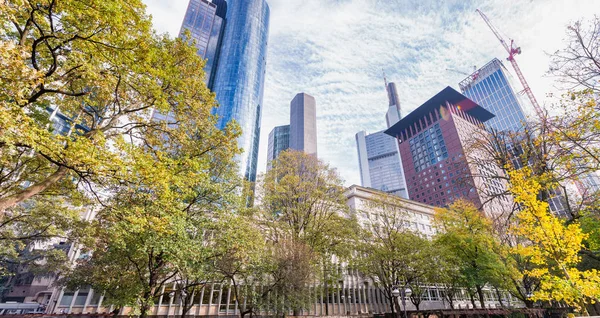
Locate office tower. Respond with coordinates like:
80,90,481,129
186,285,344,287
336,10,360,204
265,93,318,170
385,87,504,214
289,93,317,156
459,58,527,132
460,59,572,217
179,0,227,88
181,0,270,183
355,81,408,198
356,131,408,198
266,125,290,169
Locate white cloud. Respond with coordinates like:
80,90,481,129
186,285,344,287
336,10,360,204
142,0,598,186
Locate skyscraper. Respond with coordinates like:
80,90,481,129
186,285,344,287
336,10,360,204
179,0,227,88
355,131,408,197
211,0,270,183
459,58,527,132
384,87,505,214
266,125,290,169
289,93,317,156
460,59,572,217
180,0,270,182
355,81,408,198
265,93,318,170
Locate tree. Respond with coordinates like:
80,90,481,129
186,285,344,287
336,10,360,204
433,200,509,309
213,213,271,318
507,167,600,314
355,193,435,313
0,195,89,280
0,0,238,213
2,3,244,316
549,16,600,93
257,150,359,315
430,243,464,309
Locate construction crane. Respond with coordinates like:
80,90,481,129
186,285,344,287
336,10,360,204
476,9,544,119
446,66,479,80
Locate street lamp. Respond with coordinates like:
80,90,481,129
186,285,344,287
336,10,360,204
391,287,400,317
391,285,411,318
401,286,412,318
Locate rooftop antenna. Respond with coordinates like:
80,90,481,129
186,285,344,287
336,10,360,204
383,69,389,91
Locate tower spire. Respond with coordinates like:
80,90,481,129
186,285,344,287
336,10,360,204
383,69,389,93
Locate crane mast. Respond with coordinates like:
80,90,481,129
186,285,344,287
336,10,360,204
476,9,544,120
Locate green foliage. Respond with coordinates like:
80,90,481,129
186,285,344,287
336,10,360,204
434,200,510,308
354,193,436,312
257,150,359,314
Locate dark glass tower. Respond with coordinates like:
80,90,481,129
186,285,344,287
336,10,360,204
211,0,270,182
266,125,290,170
180,0,270,182
179,0,227,88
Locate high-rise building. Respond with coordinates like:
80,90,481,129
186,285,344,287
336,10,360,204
384,87,506,214
266,125,290,169
265,93,318,170
459,58,527,132
289,93,317,156
180,0,270,183
211,0,270,183
460,59,573,217
355,131,408,198
179,0,227,88
355,81,408,198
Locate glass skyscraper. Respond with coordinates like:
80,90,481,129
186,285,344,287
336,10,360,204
180,0,270,182
355,82,408,199
356,130,408,198
266,125,290,170
266,93,318,170
459,59,572,217
459,58,527,132
179,0,227,88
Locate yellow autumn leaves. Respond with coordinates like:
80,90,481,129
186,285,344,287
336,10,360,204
508,167,600,312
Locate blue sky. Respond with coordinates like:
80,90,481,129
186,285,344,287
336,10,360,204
143,0,598,186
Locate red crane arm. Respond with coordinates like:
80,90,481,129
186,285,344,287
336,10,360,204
476,9,544,119
476,9,511,54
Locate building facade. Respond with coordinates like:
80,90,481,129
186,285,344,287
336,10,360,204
355,82,408,199
356,131,408,198
384,87,506,214
266,124,290,169
179,0,227,88
459,58,527,133
210,0,270,182
289,93,318,156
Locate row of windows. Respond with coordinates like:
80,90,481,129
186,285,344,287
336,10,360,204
409,123,449,173
463,69,526,132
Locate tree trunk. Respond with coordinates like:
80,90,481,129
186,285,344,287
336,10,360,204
0,166,67,214
323,265,329,316
139,304,150,318
181,298,193,318
524,299,534,308
494,287,504,308
475,285,485,309
468,289,477,309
